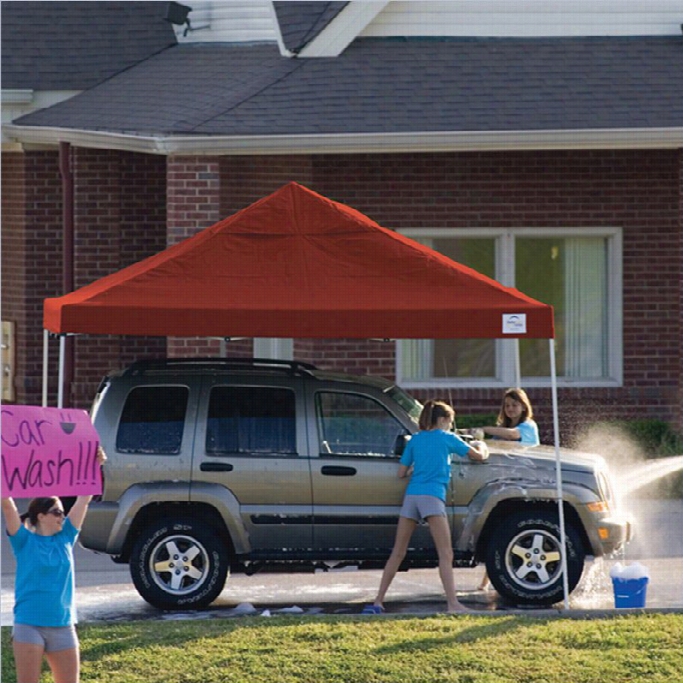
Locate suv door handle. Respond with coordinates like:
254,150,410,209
321,465,357,476
200,462,234,472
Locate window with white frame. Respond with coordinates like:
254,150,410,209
398,229,622,388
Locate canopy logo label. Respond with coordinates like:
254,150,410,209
502,313,527,334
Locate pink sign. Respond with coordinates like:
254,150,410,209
1,405,102,498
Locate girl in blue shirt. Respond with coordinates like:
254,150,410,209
2,448,105,683
366,400,488,614
473,387,539,446
472,388,539,591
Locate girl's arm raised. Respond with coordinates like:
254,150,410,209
67,446,107,530
1,497,22,536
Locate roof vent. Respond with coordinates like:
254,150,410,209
164,2,209,37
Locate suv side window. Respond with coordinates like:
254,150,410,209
316,391,405,457
116,386,189,454
206,386,296,455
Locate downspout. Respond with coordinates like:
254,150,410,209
59,141,74,407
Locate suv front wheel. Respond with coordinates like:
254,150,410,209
485,510,585,606
130,518,229,609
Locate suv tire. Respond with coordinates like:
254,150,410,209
485,510,585,606
130,518,229,610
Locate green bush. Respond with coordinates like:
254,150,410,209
593,419,683,498
454,413,497,430
620,419,683,458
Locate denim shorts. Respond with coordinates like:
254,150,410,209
12,623,79,652
399,494,446,522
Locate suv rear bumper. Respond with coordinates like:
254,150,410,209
80,502,120,554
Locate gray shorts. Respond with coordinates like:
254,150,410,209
400,494,446,522
12,623,79,652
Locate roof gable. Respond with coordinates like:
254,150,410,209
273,1,349,53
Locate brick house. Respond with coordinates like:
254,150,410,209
2,1,682,442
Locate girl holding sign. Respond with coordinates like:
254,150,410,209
1,447,106,683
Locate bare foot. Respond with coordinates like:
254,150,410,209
446,601,471,613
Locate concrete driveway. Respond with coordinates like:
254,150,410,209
2,497,681,624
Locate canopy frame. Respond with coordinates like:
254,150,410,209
42,332,570,609
40,181,569,608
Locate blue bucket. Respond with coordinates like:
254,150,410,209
612,577,649,608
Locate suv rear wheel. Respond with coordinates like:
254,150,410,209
485,510,585,606
130,518,229,609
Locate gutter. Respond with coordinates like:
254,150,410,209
4,124,683,156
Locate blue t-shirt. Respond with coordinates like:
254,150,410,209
9,517,79,627
399,429,470,501
517,419,540,445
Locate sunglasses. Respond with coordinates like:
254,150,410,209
46,508,65,518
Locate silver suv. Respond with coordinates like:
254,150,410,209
81,358,631,609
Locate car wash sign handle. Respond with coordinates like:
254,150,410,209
1,405,102,498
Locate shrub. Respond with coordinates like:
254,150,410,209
454,413,497,430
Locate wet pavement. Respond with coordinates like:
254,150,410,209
2,498,682,624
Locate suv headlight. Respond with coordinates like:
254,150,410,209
595,468,615,510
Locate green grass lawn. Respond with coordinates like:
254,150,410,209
2,613,682,683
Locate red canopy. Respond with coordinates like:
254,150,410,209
43,182,554,339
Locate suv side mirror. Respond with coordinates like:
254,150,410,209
393,433,411,457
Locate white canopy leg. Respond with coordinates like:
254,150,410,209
550,339,570,609
57,334,66,409
43,329,49,407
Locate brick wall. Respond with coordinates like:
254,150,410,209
293,339,396,377
166,155,226,357
4,147,681,437
1,152,28,402
68,148,167,407
219,150,682,440
219,155,314,216
1,151,64,404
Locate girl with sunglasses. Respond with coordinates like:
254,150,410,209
1,447,106,683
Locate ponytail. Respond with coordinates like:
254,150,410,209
419,399,455,431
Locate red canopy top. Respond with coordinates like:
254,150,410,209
43,182,554,339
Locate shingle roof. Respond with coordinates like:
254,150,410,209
1,1,177,90
11,37,683,135
273,2,348,53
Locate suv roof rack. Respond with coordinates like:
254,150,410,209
122,358,318,377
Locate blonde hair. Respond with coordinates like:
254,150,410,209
496,388,534,427
419,399,455,431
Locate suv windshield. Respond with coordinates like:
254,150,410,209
385,385,422,424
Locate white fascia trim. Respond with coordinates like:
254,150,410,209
4,124,683,155
298,1,390,57
2,89,34,104
268,1,296,58
2,125,168,154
